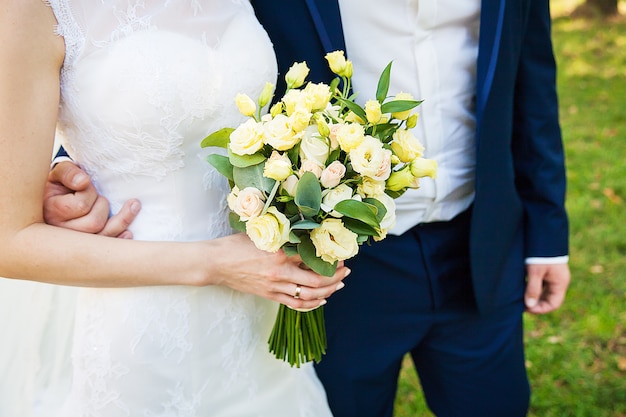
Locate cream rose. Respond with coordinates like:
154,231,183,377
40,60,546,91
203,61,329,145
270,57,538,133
373,192,397,241
298,159,324,179
357,177,386,198
320,183,354,217
263,151,293,181
280,174,299,197
229,119,265,155
264,114,301,151
349,136,392,181
391,129,425,163
300,126,330,165
320,160,346,189
245,207,291,253
232,187,266,221
235,93,256,117
310,218,359,263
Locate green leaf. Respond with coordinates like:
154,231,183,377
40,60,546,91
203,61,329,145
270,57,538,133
282,244,299,257
376,61,393,102
232,162,276,194
228,212,246,233
363,197,387,223
333,199,380,229
228,149,267,168
294,171,322,218
291,220,321,230
201,127,234,149
297,235,337,277
206,154,234,182
380,99,423,114
288,232,302,244
341,217,380,237
334,97,367,122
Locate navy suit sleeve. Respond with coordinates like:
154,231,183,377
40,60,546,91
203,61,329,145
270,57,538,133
511,0,568,258
56,146,69,158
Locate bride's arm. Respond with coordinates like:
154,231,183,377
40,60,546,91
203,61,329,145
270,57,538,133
0,1,348,310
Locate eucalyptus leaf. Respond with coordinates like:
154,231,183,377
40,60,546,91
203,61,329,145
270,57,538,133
200,127,234,149
232,162,276,194
228,149,267,168
294,171,322,218
376,61,393,103
381,99,423,114
228,212,246,233
288,232,302,244
297,235,337,277
206,154,234,182
282,244,299,257
333,199,380,229
291,220,321,230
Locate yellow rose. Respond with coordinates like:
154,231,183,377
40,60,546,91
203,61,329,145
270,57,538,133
391,92,414,120
246,207,291,253
406,113,419,129
409,157,438,179
343,111,365,124
300,126,330,165
303,82,333,111
232,187,266,221
285,62,310,89
310,218,359,263
390,129,425,163
235,93,256,117
289,107,313,133
229,119,264,155
365,100,383,124
357,177,386,198
325,51,349,76
263,114,301,151
349,136,392,181
282,89,312,116
320,160,346,189
335,122,365,152
264,151,293,181
386,165,420,192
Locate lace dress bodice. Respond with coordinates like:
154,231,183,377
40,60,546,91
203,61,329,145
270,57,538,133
44,1,332,416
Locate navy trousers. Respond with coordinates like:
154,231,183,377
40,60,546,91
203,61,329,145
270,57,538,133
314,208,530,417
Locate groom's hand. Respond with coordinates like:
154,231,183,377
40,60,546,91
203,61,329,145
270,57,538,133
43,161,141,238
524,263,571,314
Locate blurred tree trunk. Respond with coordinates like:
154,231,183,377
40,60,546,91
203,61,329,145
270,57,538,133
585,0,618,15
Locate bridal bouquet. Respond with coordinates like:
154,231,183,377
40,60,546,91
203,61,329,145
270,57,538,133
201,51,436,367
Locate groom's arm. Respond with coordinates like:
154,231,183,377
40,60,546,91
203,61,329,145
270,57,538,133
44,160,140,238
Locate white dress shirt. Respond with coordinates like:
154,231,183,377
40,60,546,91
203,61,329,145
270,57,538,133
338,0,480,234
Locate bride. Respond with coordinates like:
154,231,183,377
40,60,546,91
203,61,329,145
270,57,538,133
0,1,349,416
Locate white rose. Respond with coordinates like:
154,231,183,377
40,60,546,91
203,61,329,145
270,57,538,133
232,187,266,221
280,174,299,196
391,129,424,163
245,207,291,253
321,183,353,217
229,119,264,155
320,160,346,189
263,151,293,181
349,136,392,181
335,122,365,152
310,218,359,263
226,186,240,211
264,114,301,151
373,192,396,241
300,126,330,165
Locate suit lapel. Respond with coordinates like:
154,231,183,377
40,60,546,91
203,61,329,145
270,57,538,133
305,0,346,53
476,0,506,125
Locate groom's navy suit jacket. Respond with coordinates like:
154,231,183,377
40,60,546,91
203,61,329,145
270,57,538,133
253,0,568,315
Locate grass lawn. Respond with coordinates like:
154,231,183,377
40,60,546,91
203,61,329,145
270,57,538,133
393,3,626,416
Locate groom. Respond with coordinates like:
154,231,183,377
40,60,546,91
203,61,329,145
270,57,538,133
45,0,570,416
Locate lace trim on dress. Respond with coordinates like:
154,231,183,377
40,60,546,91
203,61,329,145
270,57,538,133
47,0,84,83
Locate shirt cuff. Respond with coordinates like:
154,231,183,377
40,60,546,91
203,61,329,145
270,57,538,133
525,256,569,265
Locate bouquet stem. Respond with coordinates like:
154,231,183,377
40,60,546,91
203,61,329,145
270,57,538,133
268,304,327,367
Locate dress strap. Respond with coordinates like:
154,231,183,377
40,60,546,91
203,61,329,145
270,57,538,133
46,0,84,78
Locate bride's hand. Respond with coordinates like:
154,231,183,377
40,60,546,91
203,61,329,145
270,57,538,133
207,233,350,310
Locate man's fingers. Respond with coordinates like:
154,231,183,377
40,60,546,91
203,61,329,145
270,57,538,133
48,161,91,191
524,266,544,310
54,195,111,233
98,199,141,238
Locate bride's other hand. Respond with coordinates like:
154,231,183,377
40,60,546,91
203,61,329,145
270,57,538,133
43,161,140,238
206,233,350,310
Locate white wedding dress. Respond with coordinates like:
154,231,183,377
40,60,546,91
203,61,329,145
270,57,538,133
12,1,333,416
